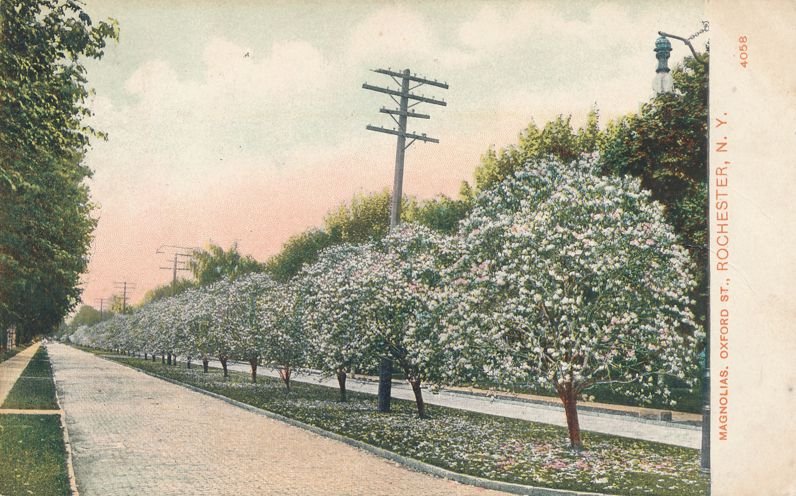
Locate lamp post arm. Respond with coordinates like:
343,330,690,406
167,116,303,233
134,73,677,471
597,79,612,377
658,31,708,67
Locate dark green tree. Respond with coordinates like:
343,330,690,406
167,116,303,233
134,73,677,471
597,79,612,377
108,294,127,315
0,0,118,343
265,229,334,282
471,109,601,193
599,53,708,324
404,194,470,234
265,191,395,283
68,304,108,329
266,189,473,283
139,278,196,305
323,190,394,243
188,243,263,286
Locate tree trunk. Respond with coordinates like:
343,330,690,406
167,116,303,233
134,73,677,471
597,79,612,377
278,366,291,392
558,382,583,451
409,378,426,418
144,353,148,360
167,352,172,365
337,370,347,402
249,357,258,383
220,356,228,378
187,357,192,369
202,357,209,373
377,357,392,412
161,354,165,364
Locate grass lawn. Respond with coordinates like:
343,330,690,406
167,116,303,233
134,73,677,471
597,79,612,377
0,414,70,496
0,344,26,365
2,346,59,410
113,356,708,496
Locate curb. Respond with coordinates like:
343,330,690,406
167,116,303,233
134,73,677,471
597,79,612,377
47,345,81,496
103,355,613,496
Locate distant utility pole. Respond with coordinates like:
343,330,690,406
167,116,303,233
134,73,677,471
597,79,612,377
156,245,195,287
112,281,135,313
95,298,106,318
363,67,449,412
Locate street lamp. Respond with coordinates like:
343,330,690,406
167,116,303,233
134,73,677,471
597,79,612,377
653,35,674,94
653,31,710,472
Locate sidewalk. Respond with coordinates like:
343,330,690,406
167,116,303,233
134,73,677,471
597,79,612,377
198,357,701,449
0,342,40,405
49,343,507,496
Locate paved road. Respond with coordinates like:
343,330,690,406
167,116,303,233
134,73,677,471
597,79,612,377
48,344,506,496
201,358,700,449
0,342,40,405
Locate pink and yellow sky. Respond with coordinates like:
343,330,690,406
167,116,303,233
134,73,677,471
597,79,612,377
79,0,705,306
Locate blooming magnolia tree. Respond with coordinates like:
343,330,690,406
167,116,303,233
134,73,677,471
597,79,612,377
116,313,142,356
359,223,456,418
169,289,203,368
257,280,306,391
441,156,702,449
153,297,181,364
70,324,99,348
300,243,379,401
202,279,240,377
220,273,277,382
69,157,699,443
136,303,166,360
182,286,216,372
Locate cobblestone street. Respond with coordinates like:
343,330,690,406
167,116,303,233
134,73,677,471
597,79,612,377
48,343,505,496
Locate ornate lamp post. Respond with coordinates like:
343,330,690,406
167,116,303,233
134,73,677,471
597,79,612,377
653,35,674,94
653,30,710,472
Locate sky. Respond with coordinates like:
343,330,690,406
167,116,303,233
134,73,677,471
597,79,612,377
78,0,706,307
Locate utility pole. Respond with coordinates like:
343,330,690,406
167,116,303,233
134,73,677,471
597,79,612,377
112,281,135,314
95,298,106,318
363,67,448,412
156,245,194,289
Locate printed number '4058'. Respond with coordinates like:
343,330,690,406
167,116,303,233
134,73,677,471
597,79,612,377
738,36,748,68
